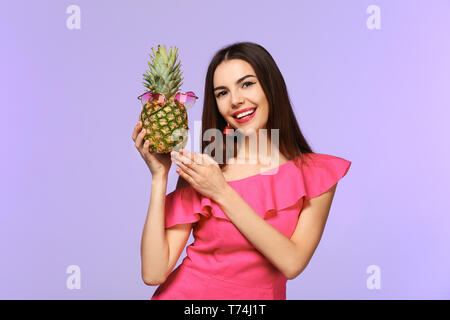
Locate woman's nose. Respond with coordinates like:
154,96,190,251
231,94,245,106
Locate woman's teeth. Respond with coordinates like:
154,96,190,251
235,109,255,119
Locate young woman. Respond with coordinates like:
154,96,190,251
132,42,351,300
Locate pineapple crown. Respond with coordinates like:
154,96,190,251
142,45,184,101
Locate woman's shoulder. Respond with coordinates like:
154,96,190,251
296,152,352,170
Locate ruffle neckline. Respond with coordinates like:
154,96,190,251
164,153,352,228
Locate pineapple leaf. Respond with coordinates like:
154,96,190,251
160,45,168,61
151,47,158,59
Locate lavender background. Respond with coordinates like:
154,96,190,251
1,0,449,299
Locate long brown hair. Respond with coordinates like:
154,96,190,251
176,41,314,190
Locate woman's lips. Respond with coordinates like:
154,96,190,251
233,107,257,123
232,107,256,118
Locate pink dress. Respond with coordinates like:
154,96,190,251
151,152,351,300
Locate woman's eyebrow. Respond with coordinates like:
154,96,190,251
213,74,256,92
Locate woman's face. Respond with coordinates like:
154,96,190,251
213,59,269,135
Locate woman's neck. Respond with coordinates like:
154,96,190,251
233,132,280,167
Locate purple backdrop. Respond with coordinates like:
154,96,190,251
1,0,449,299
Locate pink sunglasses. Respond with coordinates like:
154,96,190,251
137,91,198,110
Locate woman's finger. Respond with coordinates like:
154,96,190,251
180,149,205,166
174,159,197,179
176,166,194,185
132,121,143,141
173,151,202,173
202,153,217,165
135,128,146,149
142,139,151,156
193,152,204,165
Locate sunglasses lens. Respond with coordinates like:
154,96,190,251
141,92,152,105
175,92,197,110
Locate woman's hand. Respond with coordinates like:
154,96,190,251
132,120,171,178
171,149,230,201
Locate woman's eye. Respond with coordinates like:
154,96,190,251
215,81,255,98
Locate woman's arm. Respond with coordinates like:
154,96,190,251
140,174,171,285
214,183,337,280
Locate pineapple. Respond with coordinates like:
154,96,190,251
140,45,189,153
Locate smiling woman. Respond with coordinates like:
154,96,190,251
196,42,318,172
137,41,352,300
